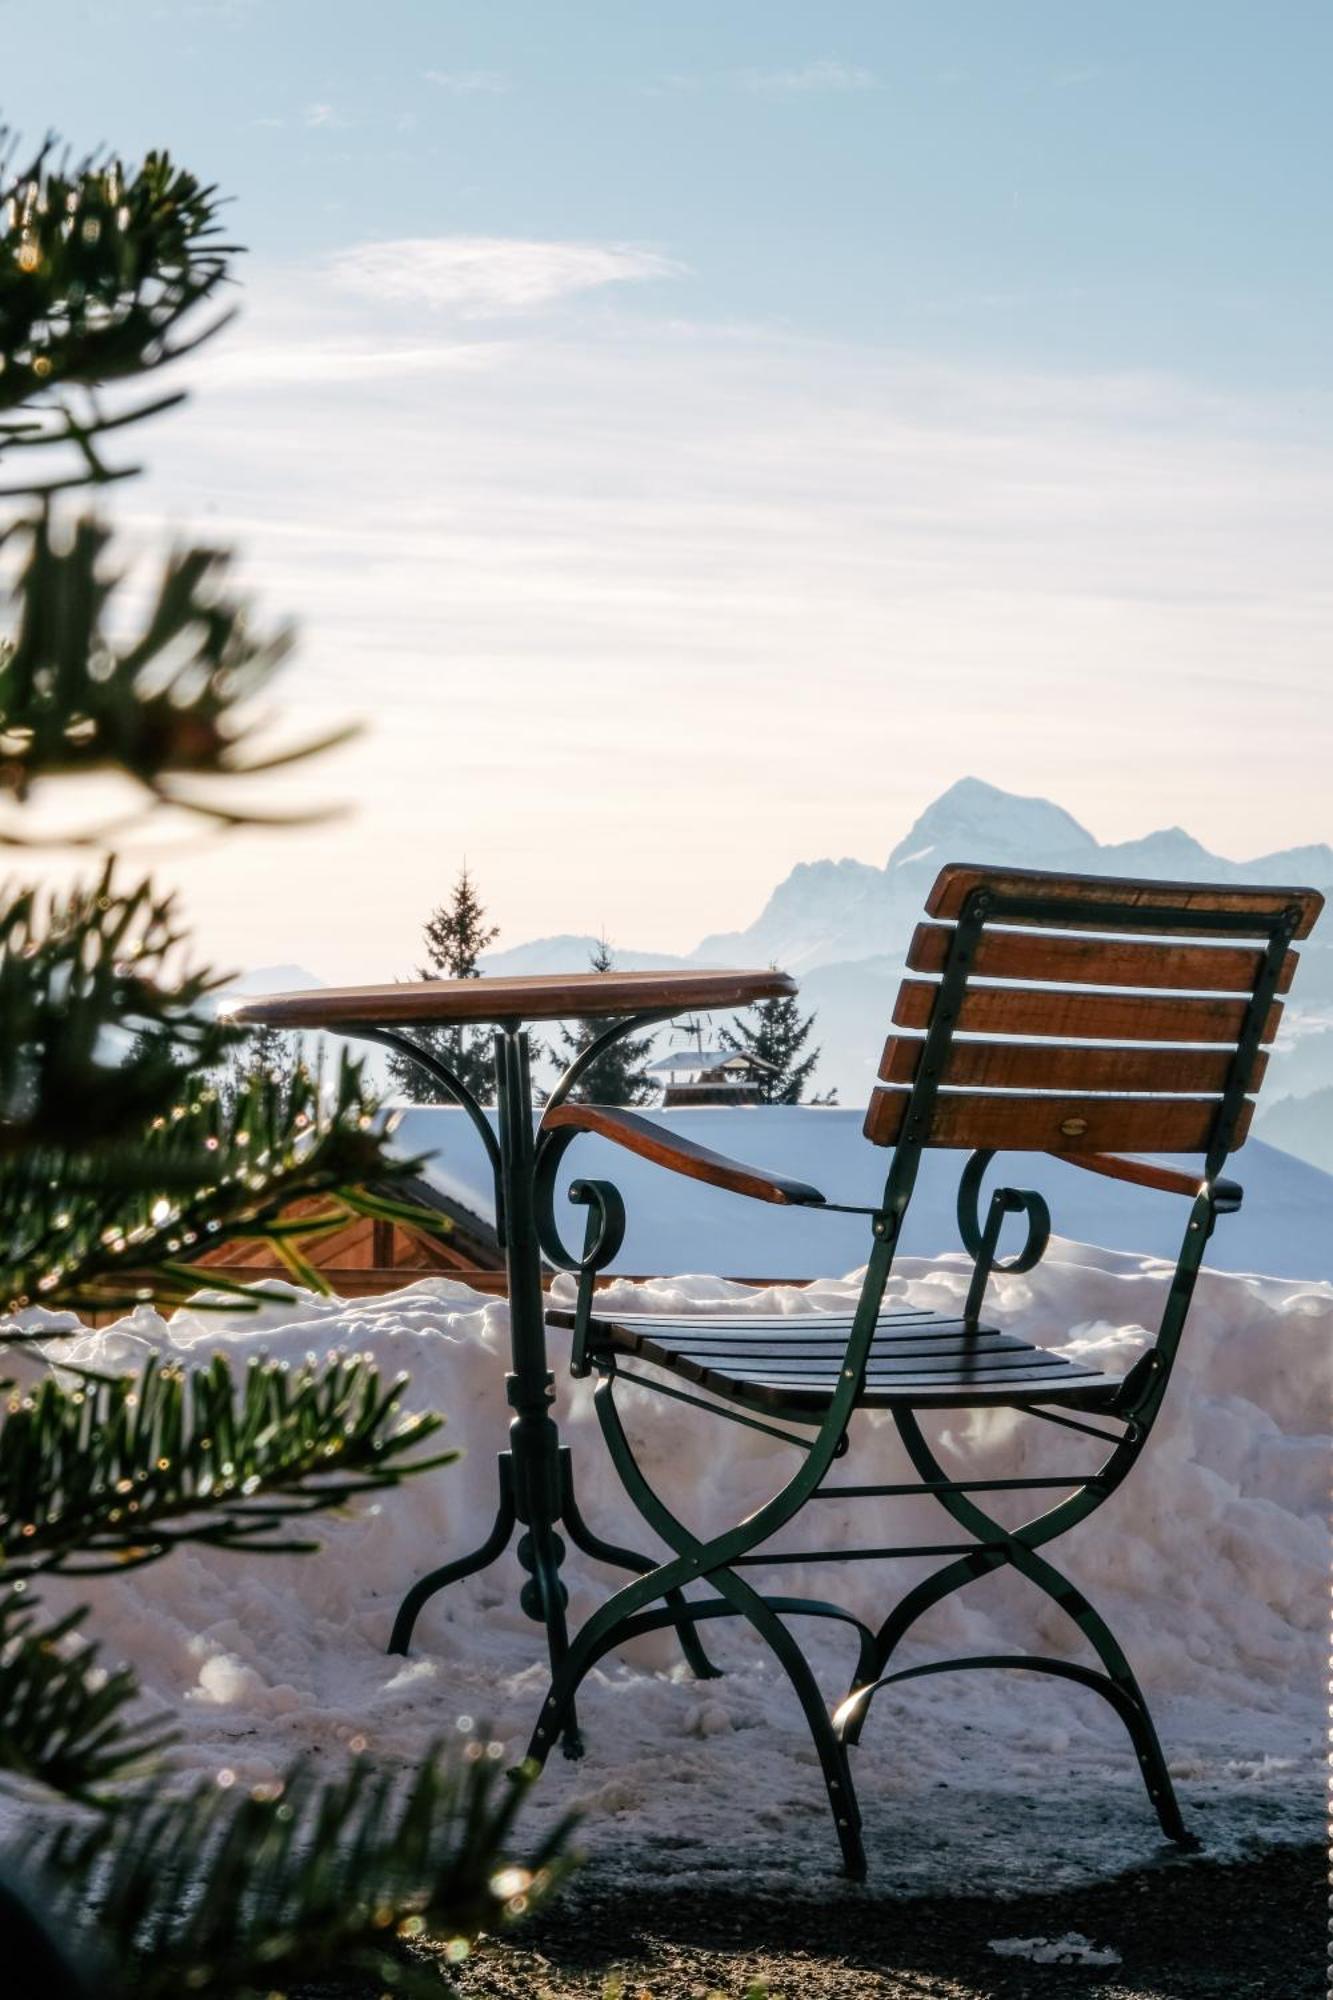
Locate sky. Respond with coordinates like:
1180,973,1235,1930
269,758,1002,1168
7,1,1332,978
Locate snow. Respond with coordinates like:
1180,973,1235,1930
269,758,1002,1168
5,1233,1327,1897
989,1933,1122,1966
392,1104,1333,1284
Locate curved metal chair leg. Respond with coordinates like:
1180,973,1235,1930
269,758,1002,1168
838,1545,1005,1747
1005,1539,1193,1845
529,1375,868,1877
557,1449,724,1681
388,1457,517,1656
838,1653,1196,1848
850,1407,1193,1846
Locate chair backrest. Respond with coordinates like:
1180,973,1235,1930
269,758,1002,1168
864,864,1323,1170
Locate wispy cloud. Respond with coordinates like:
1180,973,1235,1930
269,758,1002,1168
140,288,1330,975
325,237,685,318
423,68,508,94
742,60,877,96
303,102,350,130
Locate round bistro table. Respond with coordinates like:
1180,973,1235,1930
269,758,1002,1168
231,966,794,1752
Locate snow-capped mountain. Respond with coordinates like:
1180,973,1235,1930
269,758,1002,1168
692,777,1333,974
482,777,1333,1118
228,782,1331,1137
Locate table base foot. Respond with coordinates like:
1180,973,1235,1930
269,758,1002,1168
387,1458,518,1658
385,1447,723,1746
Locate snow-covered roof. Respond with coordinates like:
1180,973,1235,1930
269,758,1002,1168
647,1047,778,1075
388,1104,1333,1284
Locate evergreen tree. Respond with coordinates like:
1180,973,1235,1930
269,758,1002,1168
388,865,500,1104
0,129,566,1994
218,1021,303,1111
719,972,831,1105
551,938,659,1105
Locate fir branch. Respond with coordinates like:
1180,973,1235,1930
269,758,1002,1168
0,1587,173,1803
0,515,354,835
15,1745,575,1999
0,132,235,489
0,925,451,1313
0,864,234,1159
0,1350,454,1578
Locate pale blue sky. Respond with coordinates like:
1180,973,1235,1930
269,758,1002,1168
16,1,1333,384
8,3,1331,973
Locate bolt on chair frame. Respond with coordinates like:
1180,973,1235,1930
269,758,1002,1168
524,865,1322,1878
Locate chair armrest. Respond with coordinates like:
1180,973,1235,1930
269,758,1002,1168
1056,1153,1243,1211
540,1104,826,1207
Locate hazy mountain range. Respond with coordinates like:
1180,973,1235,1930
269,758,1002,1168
238,777,1333,1158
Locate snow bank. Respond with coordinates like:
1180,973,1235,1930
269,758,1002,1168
5,1244,1328,1895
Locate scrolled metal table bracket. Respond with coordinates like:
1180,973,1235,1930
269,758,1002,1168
345,1021,507,1243
542,1005,679,1120
955,1148,1052,1328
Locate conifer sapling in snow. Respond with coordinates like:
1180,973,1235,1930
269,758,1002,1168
551,938,658,1105
388,864,500,1103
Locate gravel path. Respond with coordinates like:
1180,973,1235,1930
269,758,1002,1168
439,1844,1322,2000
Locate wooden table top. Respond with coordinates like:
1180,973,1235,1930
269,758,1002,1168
228,966,796,1030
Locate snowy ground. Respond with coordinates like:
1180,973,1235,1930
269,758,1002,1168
6,1241,1328,1896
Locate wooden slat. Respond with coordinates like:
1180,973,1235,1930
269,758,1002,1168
862,1090,1253,1152
629,1335,1027,1364
906,923,1296,994
877,1035,1267,1095
925,865,1324,939
893,979,1282,1045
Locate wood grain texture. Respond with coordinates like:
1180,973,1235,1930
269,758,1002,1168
541,1102,827,1206
877,1035,1266,1096
906,922,1297,994
231,966,795,1030
892,979,1282,1045
924,864,1324,938
862,1088,1252,1152
1059,1154,1211,1199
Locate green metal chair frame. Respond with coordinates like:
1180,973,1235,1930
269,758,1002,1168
525,863,1323,1878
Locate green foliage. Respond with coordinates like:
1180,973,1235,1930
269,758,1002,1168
720,975,829,1105
0,511,356,841
551,938,658,1105
388,863,502,1104
0,864,229,1156
0,1589,174,1802
0,133,233,489
16,1746,576,1998
0,1349,452,1580
0,122,570,1986
1,1027,446,1313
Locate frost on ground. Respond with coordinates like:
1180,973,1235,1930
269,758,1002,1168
4,1237,1327,1897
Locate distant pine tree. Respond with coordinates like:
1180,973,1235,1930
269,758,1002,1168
388,865,500,1104
218,1021,302,1110
719,973,831,1104
551,938,659,1105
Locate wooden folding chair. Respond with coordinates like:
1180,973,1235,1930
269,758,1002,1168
526,863,1323,1877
